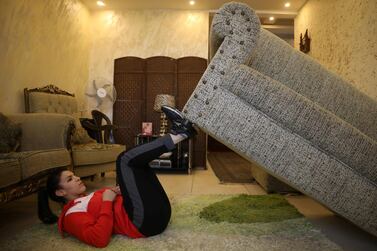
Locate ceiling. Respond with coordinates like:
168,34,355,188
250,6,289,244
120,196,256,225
81,0,304,37
81,0,307,16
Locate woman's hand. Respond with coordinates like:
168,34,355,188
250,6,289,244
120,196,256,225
102,189,117,202
110,186,121,195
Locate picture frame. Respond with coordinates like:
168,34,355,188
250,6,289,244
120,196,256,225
142,122,153,135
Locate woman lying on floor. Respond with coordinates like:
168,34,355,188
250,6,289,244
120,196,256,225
41,106,197,248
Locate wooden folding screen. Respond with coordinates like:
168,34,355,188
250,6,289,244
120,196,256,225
113,56,207,168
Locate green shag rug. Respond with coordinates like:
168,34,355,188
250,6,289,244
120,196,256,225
1,194,342,251
200,194,303,224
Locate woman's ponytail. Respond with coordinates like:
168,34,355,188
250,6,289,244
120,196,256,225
39,168,67,224
38,187,58,224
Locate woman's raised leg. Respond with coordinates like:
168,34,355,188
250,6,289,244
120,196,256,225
116,134,187,236
116,106,197,236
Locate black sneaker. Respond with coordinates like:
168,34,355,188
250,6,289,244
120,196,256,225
161,106,198,138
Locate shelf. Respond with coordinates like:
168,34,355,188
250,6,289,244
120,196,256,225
134,134,192,174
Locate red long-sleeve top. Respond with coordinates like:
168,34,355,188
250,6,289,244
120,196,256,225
58,189,144,248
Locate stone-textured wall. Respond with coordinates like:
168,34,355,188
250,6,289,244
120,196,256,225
0,0,91,114
88,10,208,87
86,10,208,118
295,0,377,100
0,2,208,115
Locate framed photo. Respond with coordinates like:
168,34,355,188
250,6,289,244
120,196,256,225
142,122,153,135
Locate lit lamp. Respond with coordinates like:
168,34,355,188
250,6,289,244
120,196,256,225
154,94,175,136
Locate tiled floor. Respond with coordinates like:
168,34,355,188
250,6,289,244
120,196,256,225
0,162,376,250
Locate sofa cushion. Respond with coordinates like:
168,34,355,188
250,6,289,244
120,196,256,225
28,92,78,115
223,65,377,182
72,143,125,166
7,113,74,152
71,113,96,145
0,159,21,188
72,126,95,144
1,149,71,179
28,90,93,145
0,113,22,153
248,29,377,142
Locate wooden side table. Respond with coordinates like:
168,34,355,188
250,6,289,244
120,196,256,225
134,133,192,174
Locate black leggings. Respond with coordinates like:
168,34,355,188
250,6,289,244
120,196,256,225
115,134,174,237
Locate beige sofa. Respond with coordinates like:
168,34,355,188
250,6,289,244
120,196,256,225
184,2,377,236
24,85,125,178
0,113,73,204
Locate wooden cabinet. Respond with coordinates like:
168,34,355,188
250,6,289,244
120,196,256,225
134,134,193,174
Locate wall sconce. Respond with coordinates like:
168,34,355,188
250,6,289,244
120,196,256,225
299,29,311,53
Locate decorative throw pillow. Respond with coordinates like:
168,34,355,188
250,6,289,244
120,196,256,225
71,112,96,145
0,113,22,153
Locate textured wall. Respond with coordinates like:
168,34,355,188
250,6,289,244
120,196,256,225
294,0,377,100
0,3,209,116
88,9,209,89
0,0,91,114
